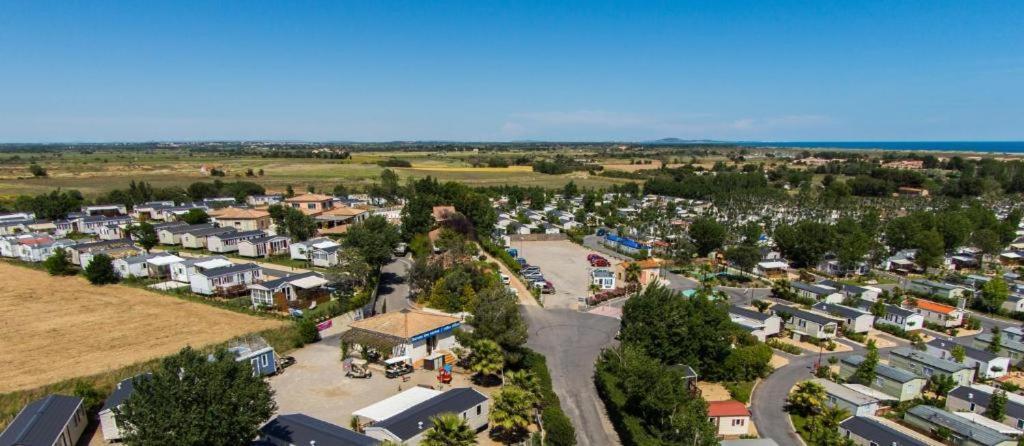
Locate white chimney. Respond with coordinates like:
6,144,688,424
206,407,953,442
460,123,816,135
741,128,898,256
310,441,316,446
418,421,423,430
968,392,974,399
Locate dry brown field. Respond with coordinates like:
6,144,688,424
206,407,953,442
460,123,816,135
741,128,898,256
0,262,284,392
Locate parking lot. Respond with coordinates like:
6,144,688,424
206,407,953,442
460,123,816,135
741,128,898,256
269,316,494,432
512,240,621,309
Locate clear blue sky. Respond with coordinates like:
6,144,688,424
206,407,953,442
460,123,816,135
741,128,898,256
1,1,1021,142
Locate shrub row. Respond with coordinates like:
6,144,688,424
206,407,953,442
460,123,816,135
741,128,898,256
481,238,522,274
520,349,577,446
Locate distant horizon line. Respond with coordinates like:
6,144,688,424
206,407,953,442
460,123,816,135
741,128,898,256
1,139,1022,145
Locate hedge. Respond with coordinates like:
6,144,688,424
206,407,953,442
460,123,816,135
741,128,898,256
594,367,661,446
481,239,522,274
519,349,576,446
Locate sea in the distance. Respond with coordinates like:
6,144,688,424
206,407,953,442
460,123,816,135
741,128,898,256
746,141,1024,153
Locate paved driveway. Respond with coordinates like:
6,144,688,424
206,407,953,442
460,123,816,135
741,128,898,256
521,305,621,445
375,255,413,313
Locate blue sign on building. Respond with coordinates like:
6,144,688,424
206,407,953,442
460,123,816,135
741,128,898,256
409,322,461,343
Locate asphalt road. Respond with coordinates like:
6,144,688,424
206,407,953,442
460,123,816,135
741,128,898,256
374,255,413,314
521,305,622,446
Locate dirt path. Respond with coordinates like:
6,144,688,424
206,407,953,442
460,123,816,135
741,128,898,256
479,248,539,306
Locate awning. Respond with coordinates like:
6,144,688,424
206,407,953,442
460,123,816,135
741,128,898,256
352,387,442,422
291,275,329,289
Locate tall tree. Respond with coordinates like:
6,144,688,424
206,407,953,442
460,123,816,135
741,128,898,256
469,339,505,380
978,278,1010,313
688,217,726,257
987,389,1008,421
987,327,1003,354
84,254,118,285
468,287,527,351
129,222,159,252
179,209,210,224
913,229,945,269
117,347,275,446
43,247,74,276
400,195,435,240
343,215,400,270
851,340,878,384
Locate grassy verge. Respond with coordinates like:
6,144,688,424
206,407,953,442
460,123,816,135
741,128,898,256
724,380,756,404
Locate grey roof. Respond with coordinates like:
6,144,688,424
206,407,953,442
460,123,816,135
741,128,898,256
0,395,83,446
773,305,841,326
890,348,973,373
372,388,488,441
842,355,923,384
212,230,266,241
180,255,229,267
243,235,289,245
884,304,919,318
819,280,870,295
976,332,1024,352
949,386,1024,419
906,405,1011,446
256,271,324,290
255,414,378,446
813,378,878,406
729,305,776,322
197,262,260,278
69,238,134,251
163,223,214,234
812,302,872,320
839,416,933,446
185,226,236,237
927,338,1002,362
791,281,838,296
101,374,151,413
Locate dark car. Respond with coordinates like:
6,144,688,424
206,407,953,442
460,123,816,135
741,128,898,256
385,362,414,379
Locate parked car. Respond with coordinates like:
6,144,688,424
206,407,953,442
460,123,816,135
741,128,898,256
539,281,555,294
587,254,601,262
521,265,541,273
515,258,527,266
590,258,610,267
393,243,408,256
499,273,510,285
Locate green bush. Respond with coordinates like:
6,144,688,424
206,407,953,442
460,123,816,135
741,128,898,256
518,349,576,446
724,381,755,404
843,329,867,343
481,239,521,274
766,339,803,355
295,318,321,347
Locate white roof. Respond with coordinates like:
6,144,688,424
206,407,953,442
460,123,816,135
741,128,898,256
842,383,896,401
291,275,329,289
953,411,1024,435
351,387,442,422
311,240,340,249
757,261,789,269
195,258,234,269
147,254,185,266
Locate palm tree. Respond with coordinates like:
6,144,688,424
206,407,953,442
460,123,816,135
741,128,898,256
504,370,542,406
489,386,534,443
785,380,826,417
624,262,642,294
469,339,505,383
422,413,476,446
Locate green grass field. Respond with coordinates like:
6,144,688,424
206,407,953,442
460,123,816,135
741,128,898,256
0,150,636,198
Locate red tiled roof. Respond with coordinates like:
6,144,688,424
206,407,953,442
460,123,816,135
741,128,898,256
708,400,750,418
912,299,957,315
